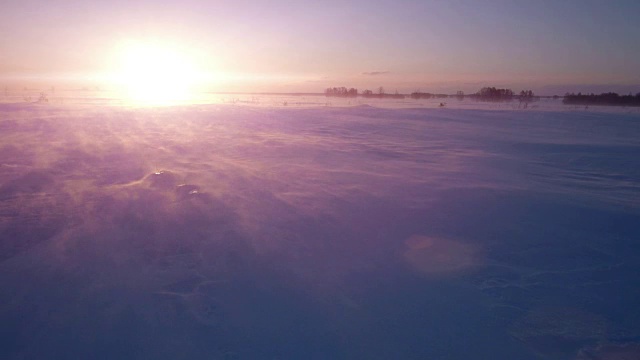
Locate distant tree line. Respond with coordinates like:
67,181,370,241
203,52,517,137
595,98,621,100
472,87,514,101
362,87,405,99
324,87,358,97
410,91,448,99
479,87,514,98
325,86,406,99
519,90,534,100
323,86,540,102
563,92,640,106
369,87,406,98
465,87,538,102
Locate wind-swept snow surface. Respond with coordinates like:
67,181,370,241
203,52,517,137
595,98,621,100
1,103,639,359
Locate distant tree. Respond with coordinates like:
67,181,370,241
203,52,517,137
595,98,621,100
519,90,536,102
475,87,514,101
325,86,358,97
410,91,432,99
37,92,48,103
390,89,404,99
378,86,385,95
562,92,640,106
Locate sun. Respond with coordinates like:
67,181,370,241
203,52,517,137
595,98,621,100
112,41,202,105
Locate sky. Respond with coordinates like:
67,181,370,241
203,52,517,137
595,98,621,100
1,0,640,94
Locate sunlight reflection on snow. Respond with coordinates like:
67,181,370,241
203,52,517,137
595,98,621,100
403,235,481,276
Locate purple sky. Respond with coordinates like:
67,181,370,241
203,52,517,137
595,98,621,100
1,0,639,94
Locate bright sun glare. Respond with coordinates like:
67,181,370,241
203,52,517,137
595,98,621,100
112,41,202,105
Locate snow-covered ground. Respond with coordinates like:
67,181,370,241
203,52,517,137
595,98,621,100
1,99,639,359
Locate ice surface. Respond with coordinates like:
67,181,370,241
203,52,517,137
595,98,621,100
0,99,639,359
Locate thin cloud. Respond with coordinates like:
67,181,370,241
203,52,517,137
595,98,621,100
362,71,390,76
